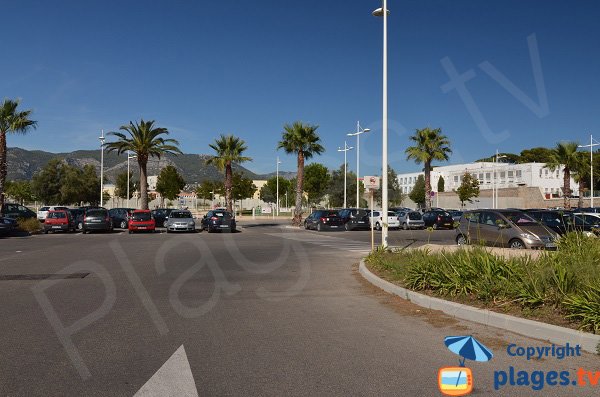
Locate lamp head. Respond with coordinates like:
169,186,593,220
372,7,390,17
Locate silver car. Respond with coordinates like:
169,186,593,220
396,211,425,230
165,210,196,232
455,210,558,249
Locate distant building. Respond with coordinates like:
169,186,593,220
397,162,579,198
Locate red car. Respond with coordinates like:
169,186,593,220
128,210,155,233
44,210,75,233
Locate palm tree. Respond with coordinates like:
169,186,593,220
277,121,324,225
572,152,590,209
0,99,37,210
405,127,451,210
545,141,581,209
206,134,251,213
105,120,181,209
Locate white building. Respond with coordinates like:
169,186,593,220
397,162,579,198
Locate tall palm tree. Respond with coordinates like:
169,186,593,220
206,134,251,213
573,152,590,209
105,120,181,209
277,121,324,225
405,127,451,210
545,141,581,209
0,99,37,210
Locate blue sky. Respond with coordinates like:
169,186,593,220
2,0,599,176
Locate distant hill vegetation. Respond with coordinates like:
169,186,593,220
7,147,294,183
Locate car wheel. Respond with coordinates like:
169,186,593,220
432,223,439,230
509,239,525,249
317,223,323,232
304,222,309,230
375,222,381,231
44,229,49,234
163,220,169,228
77,222,83,230
345,222,352,231
456,234,468,246
402,223,408,230
120,220,127,229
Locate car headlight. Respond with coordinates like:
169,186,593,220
3,219,12,224
189,221,195,226
520,233,539,241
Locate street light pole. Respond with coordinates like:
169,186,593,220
373,1,389,248
276,156,282,216
348,121,371,208
494,150,507,209
127,151,137,208
99,130,105,207
338,141,354,209
578,134,599,207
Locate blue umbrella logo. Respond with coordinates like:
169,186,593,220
444,335,494,367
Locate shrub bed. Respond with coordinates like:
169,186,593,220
366,232,600,334
17,218,42,234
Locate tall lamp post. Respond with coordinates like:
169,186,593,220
99,130,106,207
276,156,282,216
373,1,389,248
578,134,599,207
493,150,507,209
338,141,354,209
347,121,371,208
127,151,137,208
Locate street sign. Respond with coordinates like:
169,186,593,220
363,176,380,191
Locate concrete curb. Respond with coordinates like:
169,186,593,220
359,259,600,354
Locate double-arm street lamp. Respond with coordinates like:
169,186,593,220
347,121,371,208
276,156,282,216
99,130,105,207
338,141,354,209
127,151,137,207
578,134,599,207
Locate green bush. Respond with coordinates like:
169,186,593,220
17,218,42,234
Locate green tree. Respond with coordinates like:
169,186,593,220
277,121,325,225
114,171,137,200
476,152,520,163
79,164,101,205
545,142,581,209
259,176,291,204
156,165,186,201
195,180,223,205
405,127,452,210
4,180,35,204
102,190,111,205
409,175,426,208
437,175,445,193
31,158,64,204
60,165,85,205
0,99,37,209
456,172,480,207
231,172,257,201
105,120,182,209
374,166,405,207
519,147,554,163
206,134,252,213
303,163,330,206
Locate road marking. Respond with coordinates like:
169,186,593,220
134,345,198,397
266,232,371,253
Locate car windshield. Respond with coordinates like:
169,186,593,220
170,212,191,219
408,212,422,220
503,212,538,226
132,213,152,221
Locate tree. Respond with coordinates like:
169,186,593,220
409,175,426,208
79,164,101,205
156,165,186,202
277,121,325,225
231,172,257,201
456,172,480,207
206,134,251,213
4,180,35,204
0,99,37,209
327,165,359,208
545,142,581,209
31,159,64,204
405,127,452,211
475,152,519,163
374,166,405,207
437,175,445,193
114,171,137,200
303,163,330,206
573,152,590,208
519,147,554,164
102,190,111,205
259,176,291,204
195,180,222,205
105,119,182,210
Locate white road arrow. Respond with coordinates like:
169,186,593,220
134,345,198,397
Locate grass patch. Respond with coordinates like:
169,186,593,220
366,232,600,333
17,218,42,234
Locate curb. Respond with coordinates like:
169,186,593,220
359,259,600,354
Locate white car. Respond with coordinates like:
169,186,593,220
37,206,69,222
369,210,400,230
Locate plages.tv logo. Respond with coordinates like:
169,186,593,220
438,336,494,396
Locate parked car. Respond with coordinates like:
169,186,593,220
151,208,174,228
44,210,75,233
337,208,370,231
455,209,558,249
0,216,18,235
128,210,156,233
396,210,425,230
200,210,236,233
304,210,344,231
1,203,36,220
37,206,69,222
569,212,600,236
165,210,196,232
422,210,454,229
525,210,573,236
369,210,400,230
449,210,463,223
82,208,113,234
109,208,135,229
69,208,85,231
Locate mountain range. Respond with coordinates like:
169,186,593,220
6,147,296,184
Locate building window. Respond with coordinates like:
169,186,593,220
540,169,543,178
485,173,491,180
508,171,513,178
516,170,522,178
454,176,459,183
500,171,506,179
545,169,549,177
556,170,559,178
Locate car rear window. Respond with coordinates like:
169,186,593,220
48,212,66,219
86,210,107,217
40,207,49,211
408,212,422,220
132,212,152,221
170,211,191,218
